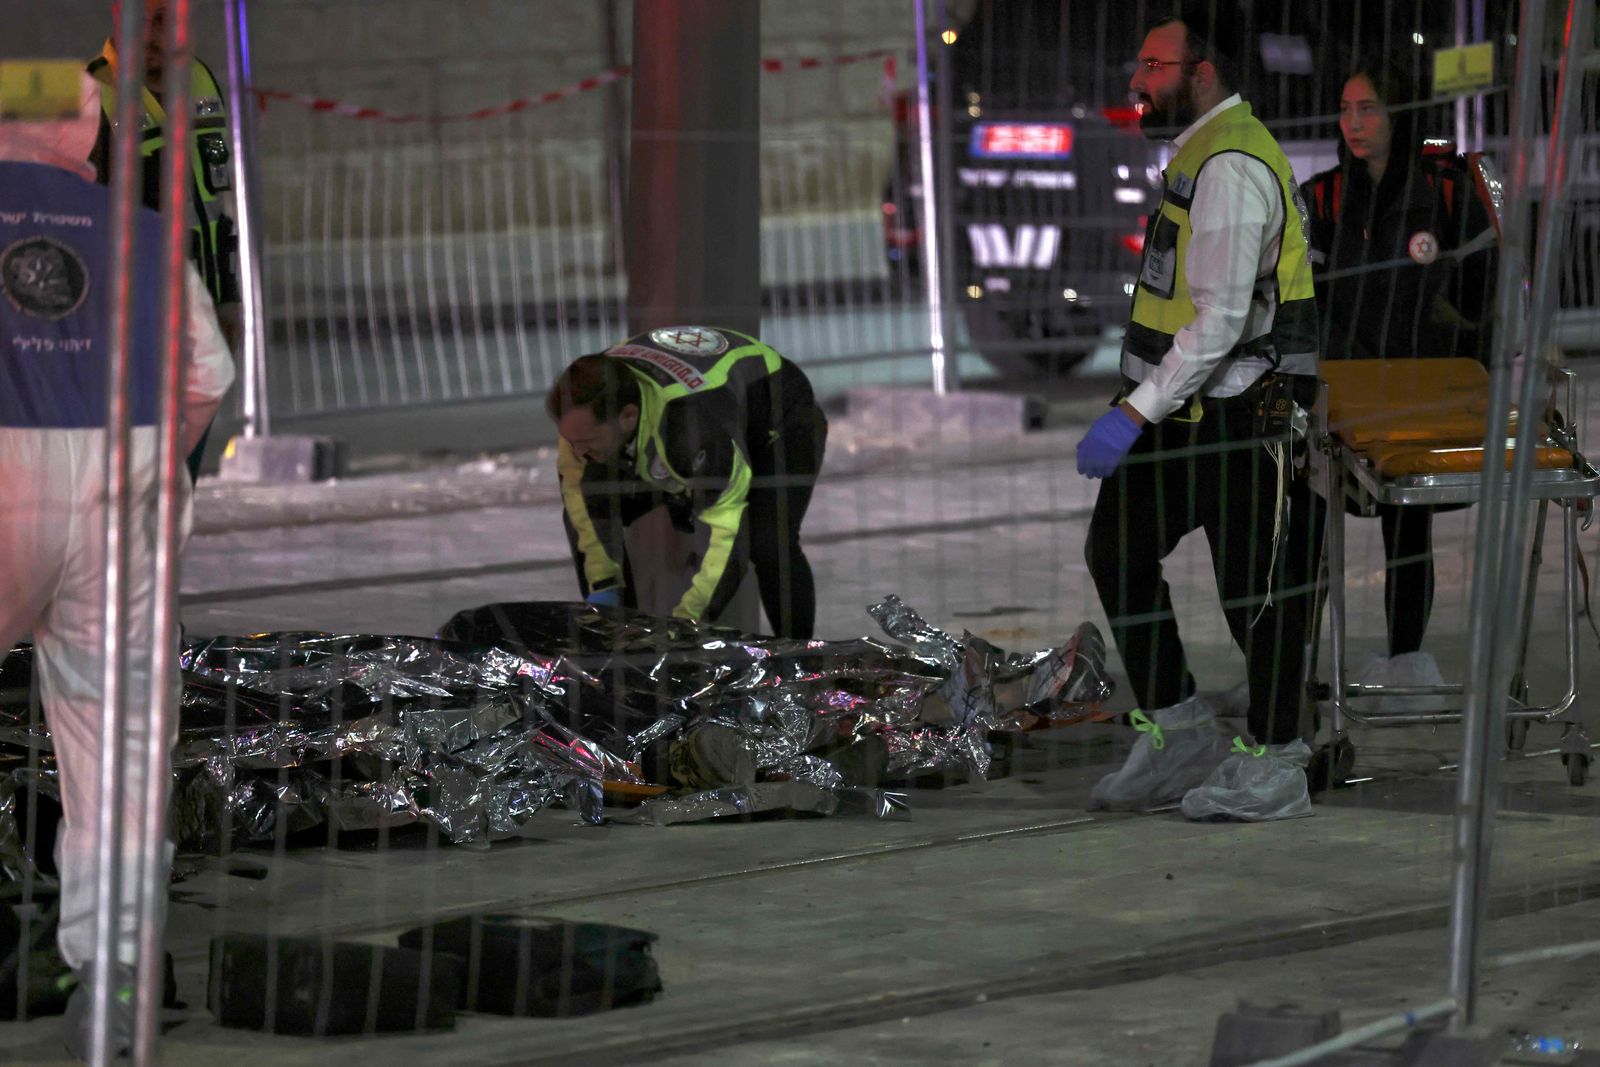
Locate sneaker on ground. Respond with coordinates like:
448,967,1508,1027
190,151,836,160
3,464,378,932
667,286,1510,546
1026,622,1116,724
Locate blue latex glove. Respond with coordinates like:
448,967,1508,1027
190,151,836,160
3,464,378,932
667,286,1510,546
1075,407,1143,478
585,587,623,608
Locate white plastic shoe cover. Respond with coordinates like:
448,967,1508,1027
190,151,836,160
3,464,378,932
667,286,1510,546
1355,651,1445,713
1088,696,1233,811
1180,738,1314,822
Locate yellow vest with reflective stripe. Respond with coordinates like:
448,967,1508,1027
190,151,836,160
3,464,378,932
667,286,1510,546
613,328,782,408
1123,101,1318,378
606,327,782,493
89,41,236,304
561,327,780,618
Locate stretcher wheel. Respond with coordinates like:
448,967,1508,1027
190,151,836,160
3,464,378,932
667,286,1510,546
1562,753,1589,787
1307,738,1356,793
1506,717,1530,752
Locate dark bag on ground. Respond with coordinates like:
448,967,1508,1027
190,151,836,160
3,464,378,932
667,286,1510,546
208,933,463,1034
398,914,661,1017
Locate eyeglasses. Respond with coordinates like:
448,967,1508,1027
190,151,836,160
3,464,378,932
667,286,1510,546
1136,58,1194,73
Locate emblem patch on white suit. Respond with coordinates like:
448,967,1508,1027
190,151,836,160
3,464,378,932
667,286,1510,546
649,326,729,356
1407,231,1440,265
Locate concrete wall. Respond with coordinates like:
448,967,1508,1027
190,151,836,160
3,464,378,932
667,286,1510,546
6,1,929,237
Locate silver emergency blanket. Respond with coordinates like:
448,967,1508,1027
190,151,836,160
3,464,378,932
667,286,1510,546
0,598,1113,879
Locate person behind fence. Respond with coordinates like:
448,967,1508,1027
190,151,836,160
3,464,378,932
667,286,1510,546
1299,56,1500,696
547,327,828,639
89,0,242,480
1072,5,1322,821
0,72,235,1058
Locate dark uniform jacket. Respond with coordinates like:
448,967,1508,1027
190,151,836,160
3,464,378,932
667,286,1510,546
1301,151,1497,363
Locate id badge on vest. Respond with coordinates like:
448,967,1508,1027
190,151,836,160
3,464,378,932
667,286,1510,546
1140,213,1180,300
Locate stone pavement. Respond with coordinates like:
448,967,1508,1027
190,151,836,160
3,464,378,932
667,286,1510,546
5,378,1600,1065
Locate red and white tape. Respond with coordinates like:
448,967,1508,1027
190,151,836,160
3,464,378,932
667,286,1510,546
255,48,898,124
254,66,632,124
757,47,897,73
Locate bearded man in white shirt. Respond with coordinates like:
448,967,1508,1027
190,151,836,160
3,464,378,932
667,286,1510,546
1073,5,1322,820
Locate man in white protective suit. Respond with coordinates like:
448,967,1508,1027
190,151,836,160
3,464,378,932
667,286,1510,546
0,71,234,1058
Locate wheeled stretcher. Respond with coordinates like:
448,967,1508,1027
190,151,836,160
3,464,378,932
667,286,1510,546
1306,357,1600,786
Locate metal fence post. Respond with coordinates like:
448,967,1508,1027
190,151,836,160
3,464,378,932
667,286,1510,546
911,0,949,396
128,0,196,1059
1445,0,1552,1028
1454,0,1470,153
1523,0,1593,346
223,0,269,437
92,0,151,1060
1471,0,1487,151
601,0,628,277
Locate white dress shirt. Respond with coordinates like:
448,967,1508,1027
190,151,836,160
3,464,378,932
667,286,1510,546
1126,94,1286,424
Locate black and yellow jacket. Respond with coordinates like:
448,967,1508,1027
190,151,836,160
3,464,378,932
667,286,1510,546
87,40,239,306
560,327,813,623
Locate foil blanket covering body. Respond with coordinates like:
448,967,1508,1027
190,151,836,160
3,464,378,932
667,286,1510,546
0,598,1111,878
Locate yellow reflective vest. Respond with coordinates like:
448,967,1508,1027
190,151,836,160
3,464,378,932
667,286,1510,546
1122,100,1318,380
559,327,787,623
88,40,238,306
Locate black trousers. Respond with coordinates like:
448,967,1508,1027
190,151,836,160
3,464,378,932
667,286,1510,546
1085,389,1320,745
745,407,828,639
1375,503,1434,657
564,408,827,639
1310,500,1435,658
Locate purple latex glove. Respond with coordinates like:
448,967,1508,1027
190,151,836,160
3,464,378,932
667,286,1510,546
1075,407,1143,478
585,587,623,608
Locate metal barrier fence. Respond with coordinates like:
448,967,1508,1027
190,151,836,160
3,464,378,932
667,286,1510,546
246,1,1599,432
255,121,940,416
250,1,951,423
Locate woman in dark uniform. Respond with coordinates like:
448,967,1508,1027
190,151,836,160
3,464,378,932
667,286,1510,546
1300,57,1498,676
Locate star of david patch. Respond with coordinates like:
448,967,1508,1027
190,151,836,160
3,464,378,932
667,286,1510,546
649,326,729,357
1407,231,1440,266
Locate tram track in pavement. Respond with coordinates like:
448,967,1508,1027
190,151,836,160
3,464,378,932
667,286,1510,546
497,870,1600,1067
178,504,1095,605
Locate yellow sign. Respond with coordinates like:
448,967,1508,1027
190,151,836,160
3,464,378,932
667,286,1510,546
0,60,83,121
1434,42,1495,96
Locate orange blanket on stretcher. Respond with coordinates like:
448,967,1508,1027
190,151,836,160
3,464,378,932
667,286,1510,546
1320,358,1572,476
